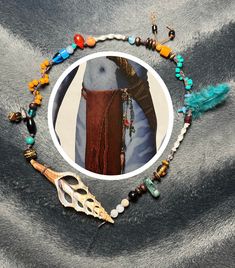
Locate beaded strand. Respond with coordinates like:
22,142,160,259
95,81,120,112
8,27,194,222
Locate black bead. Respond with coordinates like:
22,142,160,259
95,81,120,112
128,190,138,202
152,24,158,34
26,117,37,136
169,30,175,40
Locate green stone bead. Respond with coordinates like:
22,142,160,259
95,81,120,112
25,136,35,145
144,177,160,198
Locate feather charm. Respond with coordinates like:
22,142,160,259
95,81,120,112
184,83,230,118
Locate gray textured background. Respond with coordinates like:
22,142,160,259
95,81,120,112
0,0,235,267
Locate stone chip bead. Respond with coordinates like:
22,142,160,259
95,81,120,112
121,198,129,207
144,177,160,198
110,209,118,218
128,36,135,45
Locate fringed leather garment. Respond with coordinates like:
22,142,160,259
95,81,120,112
82,78,157,175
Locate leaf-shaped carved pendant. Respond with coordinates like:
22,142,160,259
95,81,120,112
30,160,114,223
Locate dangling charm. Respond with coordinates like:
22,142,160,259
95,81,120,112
30,160,114,223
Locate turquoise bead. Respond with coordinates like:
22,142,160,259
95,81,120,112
176,55,182,60
177,62,183,68
128,36,135,45
28,109,36,117
71,43,77,49
144,177,160,198
25,136,35,145
178,57,184,63
175,73,181,78
188,79,193,85
175,68,181,73
179,77,183,81
185,85,192,90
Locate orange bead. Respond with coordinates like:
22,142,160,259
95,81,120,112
28,87,34,92
34,99,41,105
28,82,34,89
32,79,39,86
44,74,49,78
86,36,96,47
159,45,172,58
44,59,50,66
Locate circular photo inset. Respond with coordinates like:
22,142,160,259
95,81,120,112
48,52,173,180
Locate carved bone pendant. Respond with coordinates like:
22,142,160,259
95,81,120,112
30,160,114,223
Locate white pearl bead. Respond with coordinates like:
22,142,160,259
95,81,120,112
116,204,124,213
66,45,74,54
121,198,129,207
110,209,118,218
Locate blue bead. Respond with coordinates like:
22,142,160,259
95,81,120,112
184,93,192,98
175,68,181,73
25,136,35,145
128,36,135,45
177,62,183,68
178,106,187,114
52,52,63,64
185,85,191,90
28,109,36,117
59,48,70,59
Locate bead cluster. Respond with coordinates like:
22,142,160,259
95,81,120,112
8,20,194,224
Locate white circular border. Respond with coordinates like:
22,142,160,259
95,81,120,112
48,51,174,181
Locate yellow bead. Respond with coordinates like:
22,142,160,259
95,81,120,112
35,94,42,100
32,79,39,86
28,82,34,88
28,87,34,92
34,99,41,105
40,78,45,84
44,74,49,78
40,63,46,69
44,60,50,66
44,77,49,83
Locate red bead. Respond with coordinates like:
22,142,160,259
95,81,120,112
184,114,192,124
74,34,85,49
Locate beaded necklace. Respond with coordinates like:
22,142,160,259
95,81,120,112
8,17,230,225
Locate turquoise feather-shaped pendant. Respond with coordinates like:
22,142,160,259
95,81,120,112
184,83,230,118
